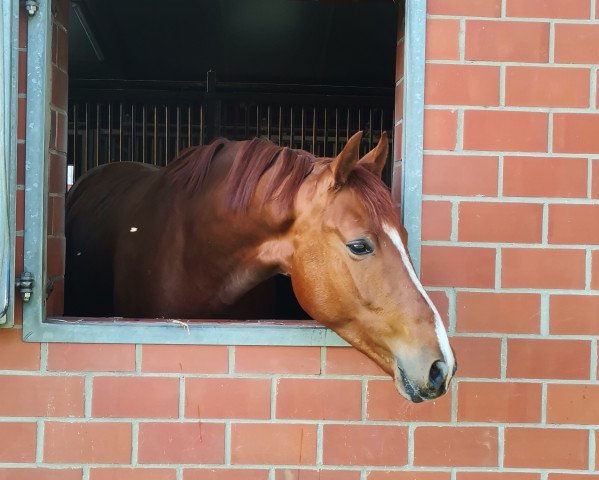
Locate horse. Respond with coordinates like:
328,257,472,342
65,132,456,402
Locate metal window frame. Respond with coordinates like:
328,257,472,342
22,0,427,344
0,0,19,328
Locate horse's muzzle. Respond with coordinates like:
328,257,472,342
396,358,452,403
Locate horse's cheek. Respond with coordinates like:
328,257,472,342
290,252,334,320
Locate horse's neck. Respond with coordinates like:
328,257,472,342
179,161,296,310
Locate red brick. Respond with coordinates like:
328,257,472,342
458,474,540,480
93,377,179,418
594,250,599,290
414,427,498,467
457,292,540,334
18,50,26,94
425,64,500,106
423,109,457,151
184,470,268,480
423,155,499,196
452,336,502,379
48,343,135,372
466,21,549,62
46,236,65,279
551,295,599,335
323,425,408,467
277,378,361,420
275,470,360,480
367,379,452,421
459,202,543,243
15,189,23,231
458,381,542,423
503,156,588,198
502,248,586,289
57,111,68,154
185,378,270,419
422,202,452,241
138,423,224,464
421,246,496,288
325,347,385,376
463,110,548,152
235,346,320,374
17,97,25,140
48,153,67,195
506,67,590,108
548,476,599,480
507,339,590,379
0,423,36,462
395,80,404,123
428,290,450,326
231,423,316,465
426,19,460,60
547,384,599,424
90,469,176,480
392,162,402,204
507,0,590,18
593,159,599,199
18,6,27,48
0,329,40,370
44,422,131,464
396,37,404,81
142,345,228,373
0,469,82,480
554,114,599,154
16,143,25,186
48,195,65,236
46,279,64,317
369,473,451,480
55,25,68,70
504,428,588,469
555,24,599,64
51,65,68,111
550,204,599,244
0,375,83,416
427,0,501,17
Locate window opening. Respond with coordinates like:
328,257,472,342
19,0,432,345
62,0,397,322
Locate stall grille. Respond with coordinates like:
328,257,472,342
68,81,395,184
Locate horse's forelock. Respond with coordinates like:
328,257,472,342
343,166,400,233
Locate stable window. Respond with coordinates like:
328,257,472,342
21,0,427,344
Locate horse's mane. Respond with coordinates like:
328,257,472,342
163,138,315,212
163,137,398,230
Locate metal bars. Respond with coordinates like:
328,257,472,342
68,97,394,184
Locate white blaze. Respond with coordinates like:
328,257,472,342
383,223,455,385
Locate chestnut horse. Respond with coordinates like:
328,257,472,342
65,132,456,402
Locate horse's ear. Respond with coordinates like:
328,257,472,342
332,131,363,187
358,131,389,178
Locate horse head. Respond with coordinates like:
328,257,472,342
275,132,456,402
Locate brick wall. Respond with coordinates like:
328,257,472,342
3,1,599,479
420,0,599,477
46,0,68,316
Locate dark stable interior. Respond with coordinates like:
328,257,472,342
66,0,398,320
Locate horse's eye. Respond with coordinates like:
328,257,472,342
346,239,374,256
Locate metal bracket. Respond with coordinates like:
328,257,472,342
25,0,38,16
15,271,34,302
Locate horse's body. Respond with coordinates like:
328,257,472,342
65,133,456,402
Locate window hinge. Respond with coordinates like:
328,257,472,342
25,0,39,16
15,272,34,303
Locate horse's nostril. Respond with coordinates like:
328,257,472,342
428,360,448,392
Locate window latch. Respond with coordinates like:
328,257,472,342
15,272,34,303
